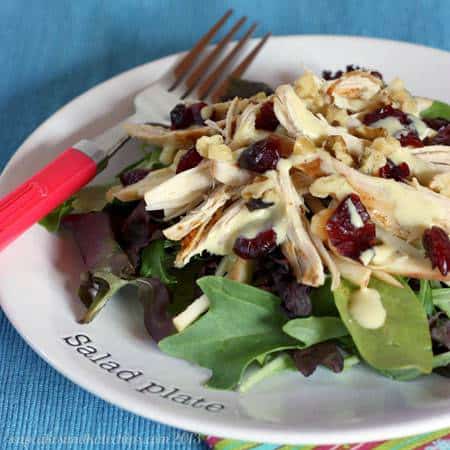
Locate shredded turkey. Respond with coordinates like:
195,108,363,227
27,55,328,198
112,68,450,290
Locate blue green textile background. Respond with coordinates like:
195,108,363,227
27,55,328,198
1,1,449,448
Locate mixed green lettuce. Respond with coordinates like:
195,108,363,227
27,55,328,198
38,81,450,392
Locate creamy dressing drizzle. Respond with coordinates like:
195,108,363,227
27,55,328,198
371,115,432,140
349,287,386,329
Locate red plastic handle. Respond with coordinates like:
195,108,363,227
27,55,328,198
0,148,97,250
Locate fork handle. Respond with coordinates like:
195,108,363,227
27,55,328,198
0,147,97,250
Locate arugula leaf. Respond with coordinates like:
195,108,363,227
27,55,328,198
140,239,177,285
283,317,348,347
239,353,296,393
159,276,297,390
421,100,450,121
39,198,74,232
432,288,450,316
418,279,435,316
334,278,433,377
433,351,450,369
78,271,129,323
344,355,360,370
78,272,175,342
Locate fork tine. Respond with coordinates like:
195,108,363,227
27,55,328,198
211,32,271,103
183,16,247,95
171,9,232,85
196,23,257,100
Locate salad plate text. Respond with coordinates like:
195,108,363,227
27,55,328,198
63,333,225,413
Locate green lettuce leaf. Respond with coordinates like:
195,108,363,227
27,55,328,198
159,276,297,390
140,239,177,285
117,147,163,177
420,100,450,121
39,198,74,232
432,288,450,316
310,278,339,317
433,351,450,369
78,271,129,323
239,353,296,393
39,184,112,232
417,279,435,316
283,316,348,347
334,278,433,377
71,185,112,213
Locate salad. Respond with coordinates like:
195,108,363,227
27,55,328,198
42,66,450,391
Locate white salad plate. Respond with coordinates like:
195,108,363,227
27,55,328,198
1,35,450,445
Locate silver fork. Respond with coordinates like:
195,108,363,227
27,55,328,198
0,9,270,251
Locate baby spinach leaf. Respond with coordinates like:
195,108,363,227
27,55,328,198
159,276,297,390
421,100,450,121
432,288,450,316
310,278,339,317
140,239,177,285
334,278,433,376
283,316,348,347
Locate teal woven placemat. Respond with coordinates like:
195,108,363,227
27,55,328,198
2,1,450,448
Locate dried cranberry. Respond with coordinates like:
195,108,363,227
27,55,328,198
424,124,450,146
233,229,277,259
120,168,150,186
399,131,424,148
246,198,274,211
322,65,383,81
322,69,343,80
423,226,450,276
176,147,203,173
238,136,281,173
170,104,193,129
255,101,279,131
170,102,207,129
326,194,376,260
379,159,410,182
363,105,411,126
423,117,450,131
190,102,207,125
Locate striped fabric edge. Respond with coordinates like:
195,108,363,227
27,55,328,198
204,429,450,450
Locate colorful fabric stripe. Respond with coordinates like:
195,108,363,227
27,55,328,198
204,430,450,450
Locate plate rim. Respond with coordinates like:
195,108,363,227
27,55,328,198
2,34,450,445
